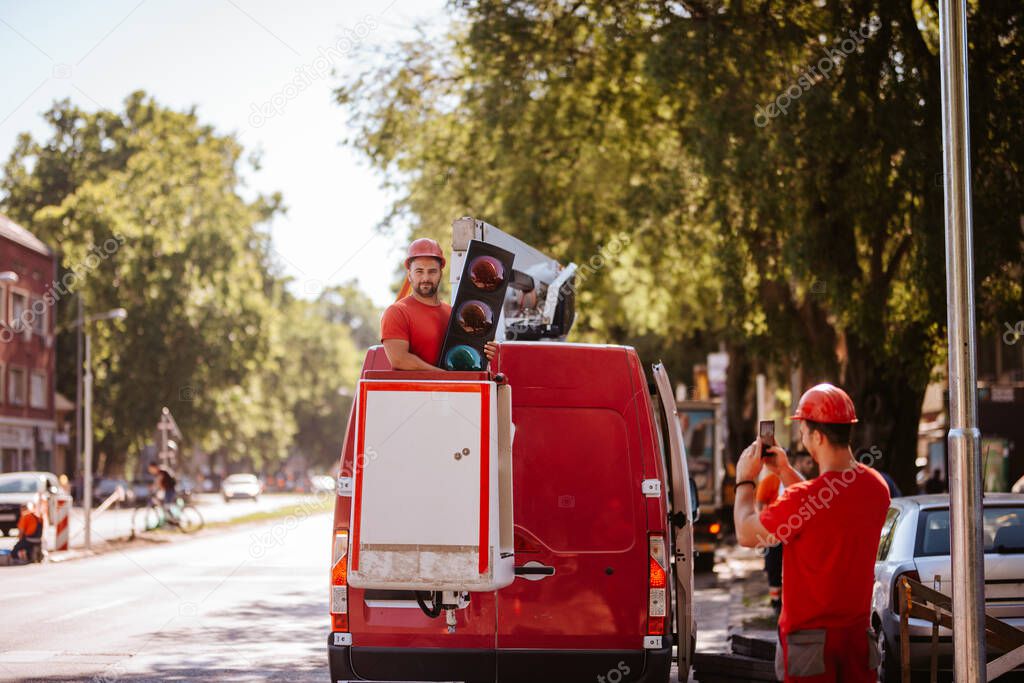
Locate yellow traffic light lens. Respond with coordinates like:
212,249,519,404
469,256,505,292
457,300,493,335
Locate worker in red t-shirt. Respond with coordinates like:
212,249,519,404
733,384,890,682
381,238,497,370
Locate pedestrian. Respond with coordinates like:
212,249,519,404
755,471,784,616
733,383,890,682
381,238,496,370
924,468,946,494
12,502,43,563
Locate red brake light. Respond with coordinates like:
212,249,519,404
332,556,348,586
649,556,667,589
330,531,350,631
892,570,920,614
648,535,668,636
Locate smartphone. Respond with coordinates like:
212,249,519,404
759,420,776,457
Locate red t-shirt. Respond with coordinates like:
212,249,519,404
760,463,890,634
380,296,452,366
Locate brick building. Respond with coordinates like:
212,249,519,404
0,214,58,474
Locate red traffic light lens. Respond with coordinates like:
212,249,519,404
469,256,505,292
457,300,493,335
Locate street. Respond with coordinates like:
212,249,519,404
0,493,320,555
0,504,331,682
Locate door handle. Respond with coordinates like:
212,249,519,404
514,561,555,581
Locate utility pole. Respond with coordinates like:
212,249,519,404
939,0,986,679
83,333,93,549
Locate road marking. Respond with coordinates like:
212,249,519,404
48,597,135,623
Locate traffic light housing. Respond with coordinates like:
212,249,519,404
437,240,515,371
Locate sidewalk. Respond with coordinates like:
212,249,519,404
695,539,779,653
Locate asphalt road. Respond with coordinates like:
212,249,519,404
0,503,331,682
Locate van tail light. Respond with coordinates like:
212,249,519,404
331,531,349,631
647,535,668,636
892,570,920,614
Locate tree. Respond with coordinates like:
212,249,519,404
337,1,1024,492
1,92,283,472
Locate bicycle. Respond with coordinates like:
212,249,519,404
132,495,204,536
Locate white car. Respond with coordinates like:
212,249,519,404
0,471,61,535
221,474,261,502
872,494,1024,681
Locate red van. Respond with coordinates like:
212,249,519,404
328,341,698,683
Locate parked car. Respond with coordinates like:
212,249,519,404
310,475,336,494
0,471,61,535
873,494,1024,681
328,343,699,682
222,474,261,502
92,478,135,507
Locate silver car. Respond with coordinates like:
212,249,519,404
872,493,1024,681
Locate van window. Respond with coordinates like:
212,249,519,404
512,406,636,552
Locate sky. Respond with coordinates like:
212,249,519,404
0,0,448,307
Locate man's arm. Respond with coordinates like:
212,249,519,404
733,440,778,549
763,445,805,488
382,338,440,370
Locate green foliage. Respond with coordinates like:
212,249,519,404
337,1,1024,490
1,92,369,473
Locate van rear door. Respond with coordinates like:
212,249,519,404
494,403,647,645
652,363,697,678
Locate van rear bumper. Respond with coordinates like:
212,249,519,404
328,635,673,683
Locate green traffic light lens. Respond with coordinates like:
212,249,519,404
457,300,493,335
469,256,505,292
445,344,483,371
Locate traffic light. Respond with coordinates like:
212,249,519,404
437,240,515,371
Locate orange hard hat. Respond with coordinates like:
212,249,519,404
790,383,858,424
404,238,446,269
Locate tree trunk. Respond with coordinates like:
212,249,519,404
845,336,929,495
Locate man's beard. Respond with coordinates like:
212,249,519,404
416,281,438,297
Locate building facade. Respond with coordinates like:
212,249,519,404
0,214,58,474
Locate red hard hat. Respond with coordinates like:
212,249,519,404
404,238,446,270
790,383,858,424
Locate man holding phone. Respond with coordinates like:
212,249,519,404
732,384,890,682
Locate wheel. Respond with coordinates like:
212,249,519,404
177,505,204,533
132,504,163,535
877,626,900,683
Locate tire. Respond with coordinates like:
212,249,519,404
177,505,204,533
878,627,901,683
132,504,163,535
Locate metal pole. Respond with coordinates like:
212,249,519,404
76,296,82,495
939,0,986,680
84,332,93,550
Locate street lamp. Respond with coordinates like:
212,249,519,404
0,271,18,284
78,307,127,550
